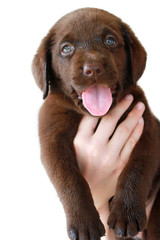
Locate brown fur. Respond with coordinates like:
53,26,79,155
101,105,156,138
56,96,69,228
32,8,160,240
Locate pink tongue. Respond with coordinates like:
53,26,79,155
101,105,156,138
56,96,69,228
82,85,112,116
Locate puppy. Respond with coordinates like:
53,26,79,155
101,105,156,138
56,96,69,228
32,8,160,240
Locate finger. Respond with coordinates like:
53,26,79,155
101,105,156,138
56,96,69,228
76,115,99,139
108,102,145,157
93,94,134,144
120,117,144,161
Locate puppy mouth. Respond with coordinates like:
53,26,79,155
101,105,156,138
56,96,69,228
81,85,113,116
72,84,117,116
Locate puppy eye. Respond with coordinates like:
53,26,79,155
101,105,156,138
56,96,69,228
105,37,116,46
61,44,74,54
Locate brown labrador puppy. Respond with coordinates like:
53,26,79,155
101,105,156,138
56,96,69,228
32,8,160,240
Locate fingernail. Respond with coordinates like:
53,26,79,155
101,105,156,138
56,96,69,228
136,102,145,110
125,94,133,101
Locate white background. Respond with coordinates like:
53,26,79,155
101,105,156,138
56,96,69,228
0,0,160,239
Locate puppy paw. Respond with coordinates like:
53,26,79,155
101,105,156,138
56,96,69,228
107,196,147,238
67,210,105,240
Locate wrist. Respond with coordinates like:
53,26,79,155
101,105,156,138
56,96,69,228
98,205,116,240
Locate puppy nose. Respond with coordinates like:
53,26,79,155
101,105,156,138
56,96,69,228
83,63,104,78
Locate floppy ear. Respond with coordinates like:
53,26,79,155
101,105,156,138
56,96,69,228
32,34,54,99
121,23,147,85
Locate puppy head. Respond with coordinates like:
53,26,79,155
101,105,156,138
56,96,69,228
32,8,146,116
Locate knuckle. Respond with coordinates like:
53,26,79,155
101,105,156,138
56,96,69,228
118,161,127,173
88,141,98,159
105,151,114,167
73,136,78,147
102,114,113,125
128,110,141,122
119,123,130,136
104,111,117,124
128,137,137,149
73,136,81,149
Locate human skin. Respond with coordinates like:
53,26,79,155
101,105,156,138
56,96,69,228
74,94,146,239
